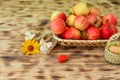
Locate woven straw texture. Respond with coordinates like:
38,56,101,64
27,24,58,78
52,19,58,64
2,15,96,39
53,34,108,47
104,33,120,64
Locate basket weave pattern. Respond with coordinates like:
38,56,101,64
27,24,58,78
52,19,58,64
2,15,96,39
104,33,120,64
53,33,108,47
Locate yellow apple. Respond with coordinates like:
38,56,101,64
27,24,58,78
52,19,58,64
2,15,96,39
73,2,89,16
66,14,76,27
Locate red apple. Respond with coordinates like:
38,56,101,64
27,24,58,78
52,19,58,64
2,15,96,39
87,26,101,40
61,27,81,40
50,18,66,35
102,14,118,26
72,2,89,16
51,11,67,21
101,23,118,39
66,14,76,27
74,15,89,31
89,6,100,16
87,13,97,25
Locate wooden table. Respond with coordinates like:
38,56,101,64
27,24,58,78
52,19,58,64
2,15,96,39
0,0,120,80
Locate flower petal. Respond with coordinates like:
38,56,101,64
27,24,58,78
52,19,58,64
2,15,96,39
21,42,25,46
34,41,40,48
25,32,31,36
25,32,36,40
34,49,40,54
30,34,36,39
31,39,35,45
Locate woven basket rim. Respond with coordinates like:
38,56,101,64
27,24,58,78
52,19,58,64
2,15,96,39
105,33,120,49
53,33,108,42
105,33,120,52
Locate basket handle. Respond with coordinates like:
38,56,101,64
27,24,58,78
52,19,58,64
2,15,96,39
106,33,120,48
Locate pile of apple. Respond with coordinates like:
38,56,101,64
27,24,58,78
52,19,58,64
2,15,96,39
50,2,118,40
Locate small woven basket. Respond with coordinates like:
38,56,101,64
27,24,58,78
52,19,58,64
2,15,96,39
53,33,108,47
104,33,120,64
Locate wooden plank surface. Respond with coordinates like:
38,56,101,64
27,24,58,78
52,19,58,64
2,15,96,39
0,0,120,80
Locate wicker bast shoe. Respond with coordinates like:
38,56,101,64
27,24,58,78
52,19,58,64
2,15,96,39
104,33,120,64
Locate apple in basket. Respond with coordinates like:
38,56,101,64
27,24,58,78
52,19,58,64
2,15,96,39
66,14,76,27
101,23,118,39
50,18,66,35
87,26,101,40
50,1,119,41
72,1,89,16
51,11,67,21
61,27,81,40
86,13,98,25
102,14,118,26
74,15,89,31
89,6,101,16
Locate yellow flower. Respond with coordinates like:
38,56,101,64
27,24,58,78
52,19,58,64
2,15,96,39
21,39,40,56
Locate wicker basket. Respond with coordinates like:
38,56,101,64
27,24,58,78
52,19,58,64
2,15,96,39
104,33,120,64
53,33,108,47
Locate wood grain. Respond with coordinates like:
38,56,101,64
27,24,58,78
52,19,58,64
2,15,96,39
0,0,120,80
